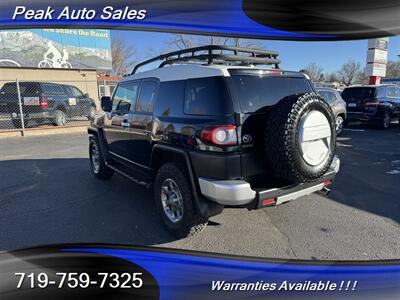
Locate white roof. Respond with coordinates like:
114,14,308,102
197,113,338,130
120,64,278,83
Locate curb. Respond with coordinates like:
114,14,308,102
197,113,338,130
0,126,87,138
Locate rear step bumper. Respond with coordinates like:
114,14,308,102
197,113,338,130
199,156,340,207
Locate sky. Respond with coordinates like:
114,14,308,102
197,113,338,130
112,30,400,74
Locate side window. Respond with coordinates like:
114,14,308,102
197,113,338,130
136,80,158,113
69,86,84,97
155,80,185,117
319,91,335,103
387,87,397,98
42,84,65,95
394,87,400,98
184,77,232,116
112,82,140,112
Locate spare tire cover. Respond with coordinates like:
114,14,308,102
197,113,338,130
264,93,336,184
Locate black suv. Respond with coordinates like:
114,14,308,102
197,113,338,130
88,46,340,237
341,85,400,129
0,81,96,128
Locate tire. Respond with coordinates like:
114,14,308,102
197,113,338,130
87,106,96,120
154,163,208,238
11,118,28,129
52,109,67,126
335,115,345,135
378,110,391,129
89,136,114,180
264,93,336,184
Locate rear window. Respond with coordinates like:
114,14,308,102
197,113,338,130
42,84,66,95
0,82,41,96
184,77,233,116
341,87,377,100
230,76,313,113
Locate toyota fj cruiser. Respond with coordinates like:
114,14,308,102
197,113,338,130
88,46,340,238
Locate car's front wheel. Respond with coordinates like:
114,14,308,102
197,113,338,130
155,163,208,238
87,106,96,120
89,136,114,179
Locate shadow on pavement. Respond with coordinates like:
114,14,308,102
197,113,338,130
0,158,178,251
329,124,400,224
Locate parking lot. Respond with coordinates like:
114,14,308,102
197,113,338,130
0,124,399,260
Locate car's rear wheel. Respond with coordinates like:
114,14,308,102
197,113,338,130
52,109,66,126
89,136,114,179
264,93,336,184
11,118,28,129
155,163,208,238
379,110,391,129
336,115,345,135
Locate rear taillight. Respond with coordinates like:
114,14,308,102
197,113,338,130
365,102,381,106
40,97,48,109
201,125,237,146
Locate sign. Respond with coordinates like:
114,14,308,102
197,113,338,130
0,29,111,70
366,38,388,77
366,62,387,77
368,38,389,51
367,48,388,64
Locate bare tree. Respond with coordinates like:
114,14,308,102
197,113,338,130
168,34,265,51
338,60,362,86
325,72,340,82
111,35,137,76
168,34,199,50
301,63,324,81
386,60,400,78
355,68,369,84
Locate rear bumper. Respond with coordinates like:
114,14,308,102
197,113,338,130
198,156,340,207
347,112,381,122
11,111,50,119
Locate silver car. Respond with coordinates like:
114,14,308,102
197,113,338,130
316,88,347,135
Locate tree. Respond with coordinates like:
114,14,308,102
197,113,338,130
325,72,340,82
386,60,400,78
168,34,265,51
301,63,324,81
338,60,362,86
111,35,137,76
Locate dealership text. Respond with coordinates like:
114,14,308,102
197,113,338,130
12,6,147,21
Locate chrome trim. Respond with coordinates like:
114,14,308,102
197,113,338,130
331,156,340,173
276,182,325,205
198,178,256,205
109,151,152,170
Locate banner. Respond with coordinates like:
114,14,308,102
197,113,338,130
0,1,399,40
1,244,399,300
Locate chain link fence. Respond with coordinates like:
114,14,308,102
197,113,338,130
0,79,101,134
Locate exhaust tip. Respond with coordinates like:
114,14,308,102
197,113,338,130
318,187,331,197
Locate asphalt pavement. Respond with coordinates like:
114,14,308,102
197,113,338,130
0,124,399,260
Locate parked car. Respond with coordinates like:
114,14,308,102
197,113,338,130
341,85,400,129
88,45,340,237
0,81,96,128
316,87,347,135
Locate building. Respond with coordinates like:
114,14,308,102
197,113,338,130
0,28,112,107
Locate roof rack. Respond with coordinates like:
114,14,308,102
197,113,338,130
131,45,280,74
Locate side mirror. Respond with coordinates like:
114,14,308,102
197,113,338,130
84,93,89,98
101,96,112,112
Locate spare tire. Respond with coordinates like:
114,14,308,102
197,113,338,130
264,93,336,184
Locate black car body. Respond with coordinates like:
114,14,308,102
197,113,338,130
316,87,347,135
341,85,400,129
88,46,340,237
0,81,96,127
